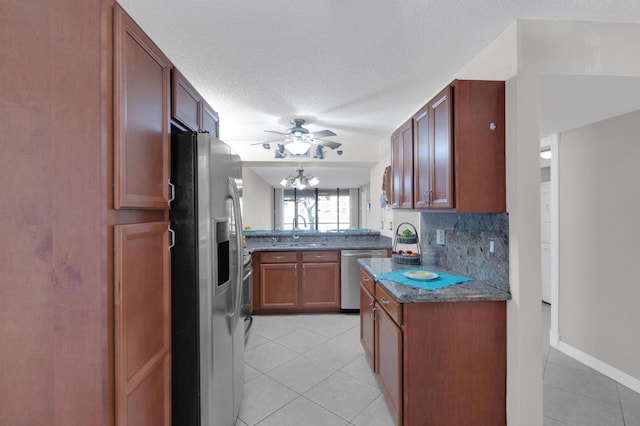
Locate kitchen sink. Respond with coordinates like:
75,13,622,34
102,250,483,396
272,242,327,248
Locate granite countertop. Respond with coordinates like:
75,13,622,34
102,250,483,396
245,230,393,252
358,257,511,303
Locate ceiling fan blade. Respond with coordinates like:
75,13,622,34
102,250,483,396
315,140,342,149
309,129,336,138
250,138,287,145
264,130,288,135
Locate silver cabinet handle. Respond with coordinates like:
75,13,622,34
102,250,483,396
314,255,326,259
168,227,175,251
168,179,175,205
380,297,390,305
273,256,285,259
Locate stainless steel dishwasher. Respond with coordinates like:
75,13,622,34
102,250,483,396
340,249,388,312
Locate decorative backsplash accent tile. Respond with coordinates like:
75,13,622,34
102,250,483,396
420,212,509,292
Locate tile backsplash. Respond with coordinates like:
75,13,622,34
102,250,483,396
419,212,509,292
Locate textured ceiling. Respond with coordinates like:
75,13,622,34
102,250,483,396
117,0,640,186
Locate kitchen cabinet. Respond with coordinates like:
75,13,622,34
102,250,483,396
376,300,403,425
252,250,341,313
114,4,172,210
392,79,505,212
359,268,506,426
171,68,202,131
413,86,453,209
114,221,172,426
201,101,220,136
300,251,340,309
171,68,220,136
258,252,299,309
390,118,413,209
113,6,174,426
359,283,375,368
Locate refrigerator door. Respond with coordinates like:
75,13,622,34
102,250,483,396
202,133,236,426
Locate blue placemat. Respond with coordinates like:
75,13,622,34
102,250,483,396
377,268,473,290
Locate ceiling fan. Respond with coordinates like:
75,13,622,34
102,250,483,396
253,118,341,156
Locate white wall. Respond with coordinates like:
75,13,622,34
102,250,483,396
504,19,640,425
242,166,273,230
559,110,640,384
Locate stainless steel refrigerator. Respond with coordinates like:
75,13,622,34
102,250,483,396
170,131,246,426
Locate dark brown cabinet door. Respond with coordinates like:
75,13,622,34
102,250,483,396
201,101,220,136
413,86,453,210
413,106,430,209
114,221,171,426
375,304,402,426
429,86,454,209
260,263,299,309
171,68,202,131
359,284,375,369
452,80,506,212
300,262,340,308
390,119,413,209
114,5,171,210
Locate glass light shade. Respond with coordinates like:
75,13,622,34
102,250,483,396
309,177,319,186
280,178,288,186
287,140,310,155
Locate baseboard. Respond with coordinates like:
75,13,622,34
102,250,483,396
557,340,640,394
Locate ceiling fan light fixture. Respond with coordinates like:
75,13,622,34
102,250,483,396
287,140,311,155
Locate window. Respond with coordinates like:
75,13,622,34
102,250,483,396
279,188,358,230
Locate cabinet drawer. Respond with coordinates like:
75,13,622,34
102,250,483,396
376,283,402,326
301,250,339,263
359,268,375,295
259,251,298,263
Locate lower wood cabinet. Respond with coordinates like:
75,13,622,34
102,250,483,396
252,250,340,313
359,283,375,368
359,268,506,426
114,221,172,426
375,304,403,424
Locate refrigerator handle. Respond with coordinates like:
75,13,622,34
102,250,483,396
228,176,244,331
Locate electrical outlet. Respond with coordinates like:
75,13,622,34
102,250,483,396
436,229,445,245
489,239,495,254
389,221,393,231
381,221,384,229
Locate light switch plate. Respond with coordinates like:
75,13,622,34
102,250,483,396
436,229,445,245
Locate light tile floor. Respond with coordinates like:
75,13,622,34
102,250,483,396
237,304,640,426
542,303,640,426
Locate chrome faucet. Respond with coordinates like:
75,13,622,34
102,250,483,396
292,215,307,240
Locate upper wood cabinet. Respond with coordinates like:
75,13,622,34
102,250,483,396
171,68,202,132
451,80,505,212
413,86,454,209
114,5,171,210
201,101,220,136
392,79,505,212
170,68,220,136
390,118,413,209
